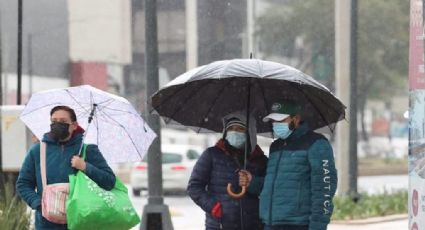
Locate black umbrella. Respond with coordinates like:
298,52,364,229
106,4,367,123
150,59,346,197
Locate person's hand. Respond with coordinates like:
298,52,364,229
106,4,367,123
239,169,252,187
211,202,222,218
71,155,86,171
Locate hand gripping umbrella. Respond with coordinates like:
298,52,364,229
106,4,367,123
20,85,157,163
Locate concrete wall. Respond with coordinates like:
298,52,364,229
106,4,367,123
68,0,132,64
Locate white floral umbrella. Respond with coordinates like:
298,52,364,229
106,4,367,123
20,85,156,163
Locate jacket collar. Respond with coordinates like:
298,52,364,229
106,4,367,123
215,139,264,160
283,122,309,141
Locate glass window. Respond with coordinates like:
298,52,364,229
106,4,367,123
186,149,200,160
162,152,183,164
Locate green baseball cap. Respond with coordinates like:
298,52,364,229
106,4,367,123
263,101,300,122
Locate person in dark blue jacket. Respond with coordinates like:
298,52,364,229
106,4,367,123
187,112,268,230
239,101,338,230
16,105,116,229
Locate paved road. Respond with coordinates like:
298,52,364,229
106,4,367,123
130,175,408,230
130,194,204,230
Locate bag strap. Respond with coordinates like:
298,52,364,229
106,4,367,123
81,144,88,160
40,142,47,189
40,143,89,188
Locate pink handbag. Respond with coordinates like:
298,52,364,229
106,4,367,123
40,142,69,224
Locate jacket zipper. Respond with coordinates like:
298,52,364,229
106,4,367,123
268,149,284,225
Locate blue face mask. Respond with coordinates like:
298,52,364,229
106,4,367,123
225,131,246,149
273,122,293,139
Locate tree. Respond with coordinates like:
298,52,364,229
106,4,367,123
256,0,409,140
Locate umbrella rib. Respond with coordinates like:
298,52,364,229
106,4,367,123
256,78,273,134
96,105,140,125
196,78,235,133
93,109,126,129
95,98,117,108
150,80,206,114
314,90,345,118
98,98,115,105
20,102,64,116
300,85,346,126
75,107,92,117
75,109,93,125
219,59,235,79
255,59,263,77
95,102,140,121
65,89,91,114
95,102,116,115
96,108,144,159
164,79,215,125
95,110,100,145
292,83,336,131
99,106,137,115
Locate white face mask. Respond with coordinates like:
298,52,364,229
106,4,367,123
225,131,246,149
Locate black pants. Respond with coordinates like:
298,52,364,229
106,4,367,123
264,224,309,230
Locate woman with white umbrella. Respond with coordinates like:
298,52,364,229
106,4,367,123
16,105,116,229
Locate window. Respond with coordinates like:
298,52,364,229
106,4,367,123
186,149,200,160
162,152,183,164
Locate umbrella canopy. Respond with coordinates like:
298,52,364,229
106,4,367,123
150,59,346,135
20,85,156,163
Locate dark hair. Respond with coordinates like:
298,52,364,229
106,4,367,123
50,106,77,122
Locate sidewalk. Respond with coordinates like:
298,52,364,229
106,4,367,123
329,217,407,230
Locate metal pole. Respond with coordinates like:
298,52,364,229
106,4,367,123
17,0,23,105
335,0,351,196
28,34,33,95
145,0,161,205
349,0,358,199
247,0,255,56
140,0,173,229
185,0,198,70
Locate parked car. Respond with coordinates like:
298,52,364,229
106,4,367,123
130,144,203,196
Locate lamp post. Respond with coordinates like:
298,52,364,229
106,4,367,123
27,34,33,95
17,0,23,105
140,0,174,229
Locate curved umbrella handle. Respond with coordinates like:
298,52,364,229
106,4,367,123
226,183,246,199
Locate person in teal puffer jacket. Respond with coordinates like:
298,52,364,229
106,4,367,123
239,101,337,230
16,105,116,230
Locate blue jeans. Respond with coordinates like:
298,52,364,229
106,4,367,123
264,224,308,230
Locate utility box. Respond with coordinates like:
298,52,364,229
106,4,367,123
1,105,31,172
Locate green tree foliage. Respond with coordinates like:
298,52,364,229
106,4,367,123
257,0,409,139
0,176,31,230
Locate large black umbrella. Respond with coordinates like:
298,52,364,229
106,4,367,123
151,59,345,134
150,58,346,197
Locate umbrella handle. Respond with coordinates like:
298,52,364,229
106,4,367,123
226,183,246,199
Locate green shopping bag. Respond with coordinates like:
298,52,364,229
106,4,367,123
66,145,140,230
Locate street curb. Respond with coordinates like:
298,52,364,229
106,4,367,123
331,214,408,225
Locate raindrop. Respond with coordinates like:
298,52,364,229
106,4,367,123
204,117,208,122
